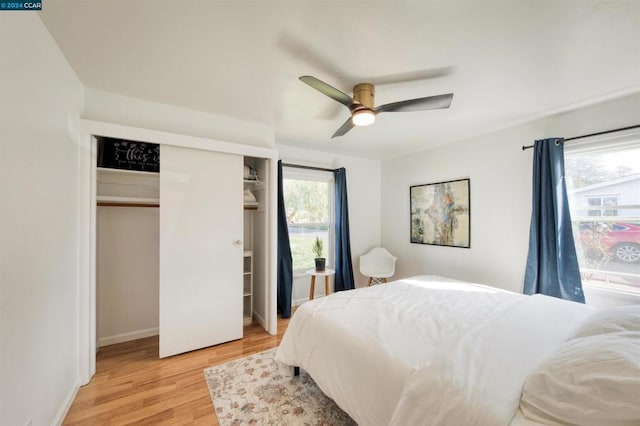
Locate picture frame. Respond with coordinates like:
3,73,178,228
410,178,470,248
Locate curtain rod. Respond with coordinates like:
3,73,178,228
521,124,640,151
282,163,337,172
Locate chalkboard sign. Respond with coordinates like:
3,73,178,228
97,137,160,173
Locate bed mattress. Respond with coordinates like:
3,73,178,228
275,275,594,426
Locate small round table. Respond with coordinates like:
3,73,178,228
305,268,335,300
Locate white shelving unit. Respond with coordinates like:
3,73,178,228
243,178,259,325
242,160,268,329
242,177,265,324
243,250,253,325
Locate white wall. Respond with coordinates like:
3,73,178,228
97,207,159,346
0,14,84,426
83,88,274,148
381,92,640,307
276,144,381,304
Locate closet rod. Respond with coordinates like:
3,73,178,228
282,163,337,173
97,202,159,208
521,124,640,151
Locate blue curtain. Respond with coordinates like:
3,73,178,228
334,168,355,291
524,138,584,303
277,160,293,317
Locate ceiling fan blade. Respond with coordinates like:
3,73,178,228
331,116,355,138
300,76,353,108
376,93,454,113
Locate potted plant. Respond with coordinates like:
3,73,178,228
313,237,326,271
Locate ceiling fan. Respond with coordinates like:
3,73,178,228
299,75,454,138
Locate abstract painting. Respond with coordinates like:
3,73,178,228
410,178,470,248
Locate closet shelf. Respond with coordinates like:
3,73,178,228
97,195,160,207
244,202,259,210
97,167,159,177
244,179,265,191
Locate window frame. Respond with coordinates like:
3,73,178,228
564,129,640,296
282,166,335,274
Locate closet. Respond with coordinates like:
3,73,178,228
243,156,270,327
95,137,273,358
96,165,160,348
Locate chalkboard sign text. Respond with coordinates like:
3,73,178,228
97,137,160,173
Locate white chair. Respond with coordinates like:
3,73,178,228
359,247,397,286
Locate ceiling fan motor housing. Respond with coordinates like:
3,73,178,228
353,83,375,109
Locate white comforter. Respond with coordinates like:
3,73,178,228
275,275,594,426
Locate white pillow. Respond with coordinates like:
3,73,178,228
520,331,640,426
573,305,640,338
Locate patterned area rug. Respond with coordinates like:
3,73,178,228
204,348,356,425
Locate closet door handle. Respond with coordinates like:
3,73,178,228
234,240,242,246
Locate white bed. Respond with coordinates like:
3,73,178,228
275,275,640,425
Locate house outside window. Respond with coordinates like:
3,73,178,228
283,167,334,272
565,131,640,294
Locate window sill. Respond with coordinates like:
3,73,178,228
583,281,640,298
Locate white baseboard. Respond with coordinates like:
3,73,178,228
253,311,266,329
98,327,159,347
293,297,309,306
293,294,328,306
53,377,80,425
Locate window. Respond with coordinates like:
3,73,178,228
586,195,619,217
283,167,334,271
565,132,640,294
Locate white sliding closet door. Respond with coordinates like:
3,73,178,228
159,145,243,358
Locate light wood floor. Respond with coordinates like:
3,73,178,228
63,316,291,425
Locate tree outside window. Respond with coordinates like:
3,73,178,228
283,168,334,271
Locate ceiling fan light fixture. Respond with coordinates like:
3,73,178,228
352,109,375,126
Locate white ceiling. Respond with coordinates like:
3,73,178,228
40,1,640,159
